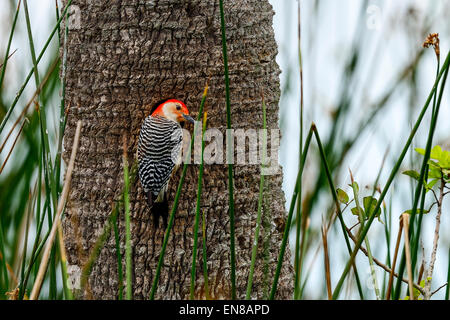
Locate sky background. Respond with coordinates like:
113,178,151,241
270,0,450,299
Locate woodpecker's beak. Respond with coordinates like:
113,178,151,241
182,114,195,124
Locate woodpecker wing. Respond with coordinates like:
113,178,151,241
138,115,183,204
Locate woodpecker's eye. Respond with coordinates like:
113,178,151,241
176,105,181,111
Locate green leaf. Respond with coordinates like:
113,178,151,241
425,179,438,191
403,170,420,181
444,170,450,182
403,209,429,215
348,181,359,193
429,166,442,179
430,145,443,161
413,287,421,299
427,159,440,168
439,150,450,168
363,196,380,217
336,188,349,204
416,145,450,169
436,154,450,168
419,280,426,288
351,206,364,217
415,148,426,156
416,146,444,160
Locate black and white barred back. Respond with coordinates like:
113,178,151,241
138,115,183,227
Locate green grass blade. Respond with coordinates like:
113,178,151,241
24,0,60,300
349,176,380,299
57,224,73,300
149,86,208,300
294,0,305,300
410,58,441,271
80,162,138,293
410,170,428,276
201,199,210,300
0,0,21,92
246,94,267,299
0,0,73,134
383,181,393,268
332,50,450,300
190,109,208,300
11,6,61,297
20,198,50,299
393,51,450,300
218,0,237,299
0,217,10,293
54,8,70,200
123,139,132,300
312,127,365,300
269,125,314,300
23,0,40,84
113,208,123,300
446,247,450,300
18,191,33,297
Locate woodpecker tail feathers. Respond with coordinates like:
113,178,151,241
146,191,169,229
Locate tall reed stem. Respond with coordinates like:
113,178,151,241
123,137,132,300
246,93,267,299
149,85,208,300
190,110,208,300
333,50,450,300
218,0,237,299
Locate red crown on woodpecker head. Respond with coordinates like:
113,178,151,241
151,99,193,124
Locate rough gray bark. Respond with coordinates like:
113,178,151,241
62,0,293,300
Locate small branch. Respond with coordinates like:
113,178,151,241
340,200,354,216
0,48,17,69
428,201,438,212
346,224,425,295
430,188,439,203
349,169,380,300
431,282,448,296
0,120,26,174
349,221,361,233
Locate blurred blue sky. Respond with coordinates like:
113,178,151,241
271,0,450,204
271,0,450,299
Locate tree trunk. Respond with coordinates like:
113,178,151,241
62,0,293,300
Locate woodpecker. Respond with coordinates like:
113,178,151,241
138,99,194,229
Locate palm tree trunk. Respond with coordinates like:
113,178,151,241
62,0,293,300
